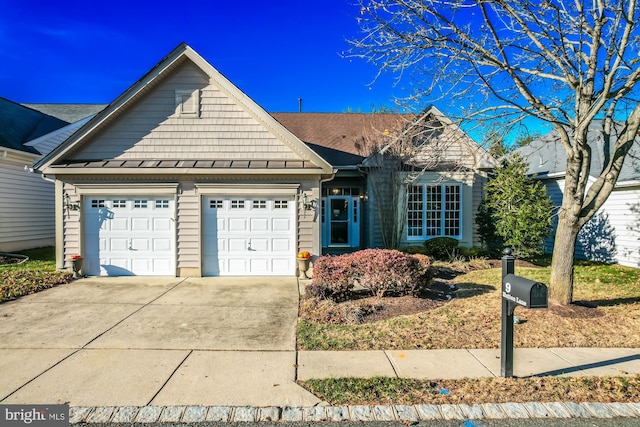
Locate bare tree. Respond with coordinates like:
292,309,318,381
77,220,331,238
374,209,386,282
358,109,479,249
351,0,640,305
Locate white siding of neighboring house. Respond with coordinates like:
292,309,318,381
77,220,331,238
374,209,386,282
541,177,640,267
0,152,55,252
70,61,300,162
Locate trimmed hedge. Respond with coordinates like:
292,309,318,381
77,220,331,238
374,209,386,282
423,237,459,260
308,249,433,300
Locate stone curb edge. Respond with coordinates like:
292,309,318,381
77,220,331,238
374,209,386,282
70,402,640,423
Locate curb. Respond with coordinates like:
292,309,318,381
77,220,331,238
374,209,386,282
70,402,640,423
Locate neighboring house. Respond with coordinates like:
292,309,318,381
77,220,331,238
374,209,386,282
36,43,493,277
0,98,71,252
518,121,640,267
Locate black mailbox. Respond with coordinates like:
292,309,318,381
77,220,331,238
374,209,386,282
502,273,548,309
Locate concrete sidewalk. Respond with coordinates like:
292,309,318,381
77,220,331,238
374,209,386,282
298,347,640,380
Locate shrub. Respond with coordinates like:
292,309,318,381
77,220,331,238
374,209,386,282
312,249,434,299
310,254,354,302
423,237,459,260
400,246,428,255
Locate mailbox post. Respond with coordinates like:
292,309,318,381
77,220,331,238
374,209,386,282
500,248,548,377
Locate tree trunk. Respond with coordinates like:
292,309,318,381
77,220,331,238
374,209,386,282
549,214,581,305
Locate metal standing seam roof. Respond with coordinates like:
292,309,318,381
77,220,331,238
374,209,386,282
50,159,321,170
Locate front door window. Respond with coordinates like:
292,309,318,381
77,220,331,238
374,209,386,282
322,196,360,247
330,198,349,244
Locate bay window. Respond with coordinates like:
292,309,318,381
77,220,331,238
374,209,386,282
407,184,461,239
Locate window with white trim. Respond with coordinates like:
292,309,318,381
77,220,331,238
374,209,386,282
155,200,169,209
407,184,461,239
112,200,127,208
274,200,289,209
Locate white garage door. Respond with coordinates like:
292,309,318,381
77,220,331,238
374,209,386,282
202,197,295,276
83,197,175,276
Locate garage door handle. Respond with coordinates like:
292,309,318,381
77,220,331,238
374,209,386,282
248,242,256,251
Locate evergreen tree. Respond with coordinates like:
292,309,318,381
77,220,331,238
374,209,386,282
478,154,553,259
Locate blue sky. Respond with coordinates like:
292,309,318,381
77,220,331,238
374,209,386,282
0,0,408,113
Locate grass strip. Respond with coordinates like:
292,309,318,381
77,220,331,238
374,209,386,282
300,376,640,405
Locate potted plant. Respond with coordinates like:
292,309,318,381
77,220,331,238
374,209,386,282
296,251,311,279
67,254,83,279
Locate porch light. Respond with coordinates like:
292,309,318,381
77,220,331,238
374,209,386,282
64,193,79,212
301,193,314,211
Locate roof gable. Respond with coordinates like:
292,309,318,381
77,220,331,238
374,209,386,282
0,97,69,154
37,44,333,174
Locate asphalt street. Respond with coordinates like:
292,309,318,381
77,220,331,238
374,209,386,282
74,420,640,427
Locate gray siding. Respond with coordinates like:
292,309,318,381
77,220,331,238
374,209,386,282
471,173,488,247
0,158,55,252
70,62,299,162
62,182,81,261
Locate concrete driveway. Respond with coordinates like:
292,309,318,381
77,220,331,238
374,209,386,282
0,277,320,407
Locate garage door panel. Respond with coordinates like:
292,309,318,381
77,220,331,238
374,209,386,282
272,218,291,232
228,258,247,272
84,197,175,276
228,238,247,251
250,218,269,231
203,196,295,276
250,238,269,251
131,217,150,231
109,238,128,251
228,218,247,231
109,218,128,231
154,238,172,251
249,258,269,273
272,258,292,272
153,218,172,231
272,238,291,252
131,238,150,251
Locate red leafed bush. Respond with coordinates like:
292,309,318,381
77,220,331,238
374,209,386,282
310,254,354,302
310,249,433,300
349,249,424,297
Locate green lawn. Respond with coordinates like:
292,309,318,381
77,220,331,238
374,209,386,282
0,246,57,272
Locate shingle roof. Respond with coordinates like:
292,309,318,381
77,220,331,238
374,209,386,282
518,120,640,183
0,97,69,154
22,103,108,123
271,112,414,167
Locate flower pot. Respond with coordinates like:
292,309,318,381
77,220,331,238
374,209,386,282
297,257,311,279
67,257,83,279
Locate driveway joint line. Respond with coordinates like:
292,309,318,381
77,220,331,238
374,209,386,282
0,348,83,403
147,350,193,406
79,278,188,349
